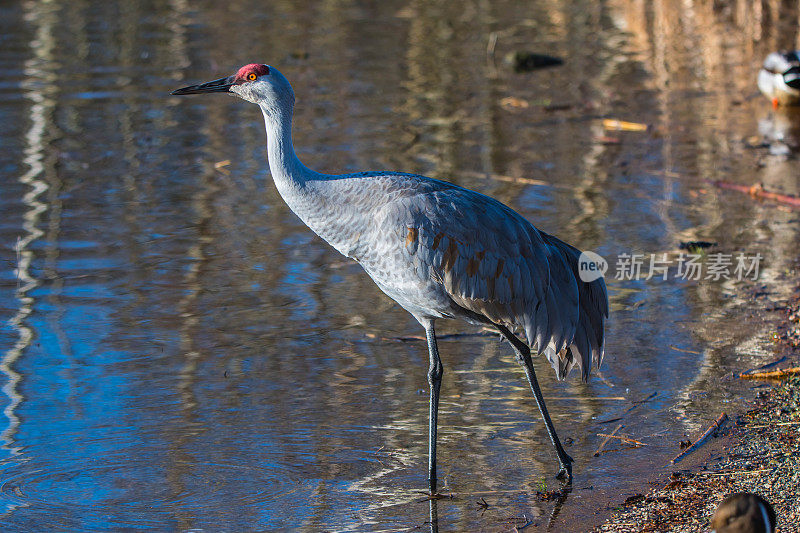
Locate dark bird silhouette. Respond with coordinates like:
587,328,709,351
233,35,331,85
711,493,776,533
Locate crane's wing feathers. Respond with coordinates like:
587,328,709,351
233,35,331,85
374,174,607,381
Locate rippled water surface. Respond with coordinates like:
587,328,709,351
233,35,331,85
2,1,800,531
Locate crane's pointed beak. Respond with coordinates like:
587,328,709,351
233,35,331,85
171,75,235,95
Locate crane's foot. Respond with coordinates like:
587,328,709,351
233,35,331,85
555,453,573,483
418,491,452,501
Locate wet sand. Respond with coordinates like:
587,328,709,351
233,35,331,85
599,283,800,532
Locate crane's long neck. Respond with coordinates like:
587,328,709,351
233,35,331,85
259,101,371,261
260,102,347,241
261,104,320,193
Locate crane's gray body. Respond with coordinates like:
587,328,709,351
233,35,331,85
275,165,608,379
264,89,607,380
172,64,609,487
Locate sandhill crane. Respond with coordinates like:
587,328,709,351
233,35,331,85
172,64,609,492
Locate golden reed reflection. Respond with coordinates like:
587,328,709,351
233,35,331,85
608,0,800,434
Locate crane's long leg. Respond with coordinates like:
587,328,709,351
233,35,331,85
423,321,444,493
495,324,573,481
428,497,439,533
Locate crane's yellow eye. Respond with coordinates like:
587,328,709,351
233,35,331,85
247,73,257,81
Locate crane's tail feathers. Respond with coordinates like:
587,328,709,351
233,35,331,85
542,243,579,354
525,233,581,358
567,275,607,382
533,234,609,382
544,345,576,381
543,318,604,383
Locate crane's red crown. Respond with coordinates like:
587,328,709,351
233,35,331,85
235,63,270,83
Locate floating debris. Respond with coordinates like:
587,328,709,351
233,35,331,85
505,51,564,72
739,367,800,380
596,432,647,447
594,424,623,456
596,135,621,144
671,412,728,464
679,241,717,253
602,119,649,132
214,159,231,174
500,96,530,109
711,180,800,209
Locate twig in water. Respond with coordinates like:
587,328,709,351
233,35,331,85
739,366,800,380
593,370,615,388
594,445,644,455
486,32,497,58
486,32,498,78
596,433,646,447
416,492,454,503
597,391,657,424
594,424,623,456
671,412,728,464
739,356,786,376
624,391,658,414
476,497,489,517
461,170,552,187
669,345,701,355
602,119,648,132
710,180,800,208
213,159,231,174
748,421,800,429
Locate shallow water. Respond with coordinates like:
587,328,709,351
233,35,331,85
1,0,799,531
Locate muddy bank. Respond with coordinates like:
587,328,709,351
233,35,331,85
598,291,800,532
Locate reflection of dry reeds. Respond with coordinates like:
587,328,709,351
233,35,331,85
610,0,800,397
608,0,800,158
613,0,800,79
